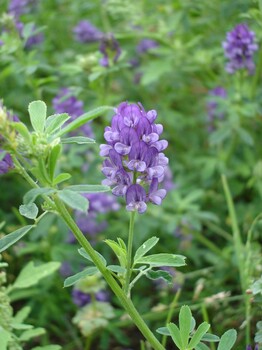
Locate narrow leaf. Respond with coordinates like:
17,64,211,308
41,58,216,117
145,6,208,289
48,144,61,180
56,106,114,137
167,323,183,348
0,225,34,252
107,265,126,274
45,113,70,134
19,203,38,220
217,329,237,350
156,327,170,336
12,262,60,289
0,328,12,349
195,343,210,350
24,188,55,204
13,122,31,142
78,247,107,266
188,322,210,349
201,333,220,342
66,184,110,193
58,190,89,212
13,306,31,323
61,136,95,144
179,306,192,348
134,236,159,262
136,253,186,267
28,101,47,133
53,173,71,185
146,270,173,284
64,267,98,287
19,328,45,341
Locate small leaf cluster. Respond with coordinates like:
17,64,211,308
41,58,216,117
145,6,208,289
157,305,237,350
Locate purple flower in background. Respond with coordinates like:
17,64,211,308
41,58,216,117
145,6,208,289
100,102,168,213
67,193,120,243
155,267,182,292
73,20,103,43
72,289,109,307
52,88,93,138
72,289,91,307
222,24,258,74
60,261,72,278
99,34,121,67
136,39,158,54
207,86,227,132
8,0,36,18
15,21,43,48
246,346,259,350
0,151,13,174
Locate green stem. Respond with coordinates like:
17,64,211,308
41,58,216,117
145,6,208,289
53,196,165,350
221,175,251,345
161,289,181,347
201,304,215,350
221,175,245,289
125,211,136,296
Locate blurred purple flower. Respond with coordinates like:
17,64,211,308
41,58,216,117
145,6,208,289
72,289,91,307
222,24,258,74
15,21,43,48
60,261,72,278
73,20,103,43
100,102,168,213
99,34,121,67
52,88,93,138
155,267,182,292
136,39,158,54
246,345,259,350
0,151,13,174
207,86,227,132
72,289,109,307
8,0,36,17
68,193,120,243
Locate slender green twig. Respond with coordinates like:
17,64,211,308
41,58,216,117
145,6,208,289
125,211,136,296
221,175,251,345
161,289,181,347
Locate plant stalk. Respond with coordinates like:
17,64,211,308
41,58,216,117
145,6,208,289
53,196,165,350
125,211,136,296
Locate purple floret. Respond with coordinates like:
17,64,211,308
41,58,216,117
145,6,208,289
73,20,103,43
0,151,13,174
52,88,93,138
222,24,258,74
136,39,158,54
72,289,91,307
101,102,169,214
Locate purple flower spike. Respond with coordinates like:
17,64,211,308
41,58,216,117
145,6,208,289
223,24,258,74
73,20,103,43
101,102,169,213
99,33,121,67
0,151,13,174
126,184,147,214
